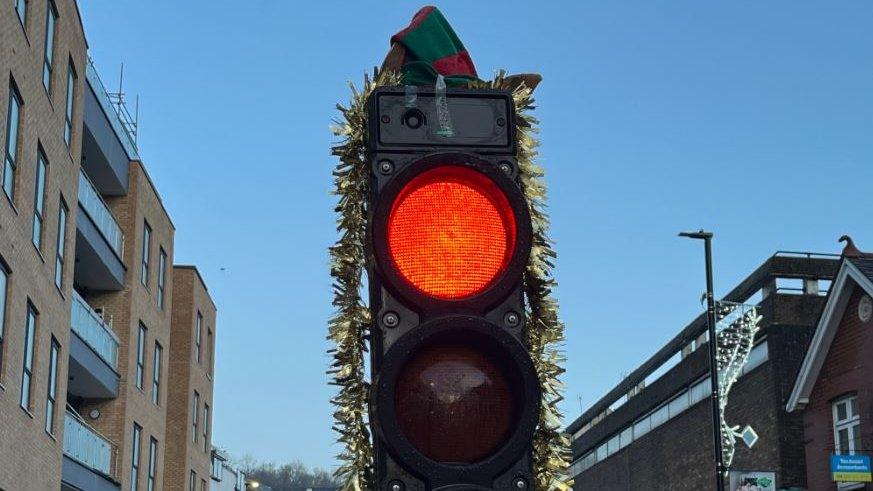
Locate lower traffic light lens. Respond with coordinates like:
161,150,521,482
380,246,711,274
387,165,516,300
394,335,518,463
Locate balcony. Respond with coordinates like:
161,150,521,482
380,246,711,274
82,60,136,196
67,291,120,398
62,410,120,491
75,169,125,291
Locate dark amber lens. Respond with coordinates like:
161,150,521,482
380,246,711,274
394,335,518,464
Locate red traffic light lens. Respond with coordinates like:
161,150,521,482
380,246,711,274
394,335,518,464
387,165,517,300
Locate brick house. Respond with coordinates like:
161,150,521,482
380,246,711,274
787,250,873,490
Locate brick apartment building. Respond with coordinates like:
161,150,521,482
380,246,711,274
567,252,841,490
1,2,217,490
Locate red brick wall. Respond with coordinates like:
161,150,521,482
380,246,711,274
804,284,873,490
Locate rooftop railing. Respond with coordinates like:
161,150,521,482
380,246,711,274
63,408,118,479
85,58,139,159
78,169,124,259
71,290,119,369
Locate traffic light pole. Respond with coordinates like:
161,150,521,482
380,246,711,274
679,230,725,491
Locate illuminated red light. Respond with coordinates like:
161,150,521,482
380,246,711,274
394,339,517,463
387,166,516,299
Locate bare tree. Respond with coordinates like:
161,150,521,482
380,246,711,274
237,457,338,491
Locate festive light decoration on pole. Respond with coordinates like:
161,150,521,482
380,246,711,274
328,70,571,491
716,302,763,472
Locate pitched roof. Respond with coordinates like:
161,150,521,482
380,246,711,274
786,258,873,412
849,256,873,281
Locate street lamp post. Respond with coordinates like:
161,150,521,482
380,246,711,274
679,230,725,491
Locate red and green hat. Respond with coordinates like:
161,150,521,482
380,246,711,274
391,6,479,86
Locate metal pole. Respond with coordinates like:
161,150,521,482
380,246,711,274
679,230,725,491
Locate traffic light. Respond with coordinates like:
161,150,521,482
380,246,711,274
366,86,540,491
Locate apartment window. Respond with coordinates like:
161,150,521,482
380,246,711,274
54,199,67,289
157,248,166,308
207,328,214,376
147,437,158,491
141,221,151,287
151,342,162,405
189,470,196,491
195,311,203,364
0,262,8,376
136,323,146,390
131,423,142,491
201,479,206,491
44,337,59,434
42,1,58,92
20,302,37,410
3,80,23,201
32,147,47,249
211,453,222,479
64,62,76,147
192,391,200,443
203,403,210,452
15,0,27,26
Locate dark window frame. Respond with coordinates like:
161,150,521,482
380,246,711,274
45,336,59,434
195,311,203,364
192,390,199,443
0,259,9,379
131,423,142,491
32,145,48,250
147,436,158,491
54,197,68,290
157,248,166,308
203,402,209,452
135,323,146,390
64,60,77,147
20,301,37,411
151,341,162,405
15,0,28,28
141,221,151,287
42,0,58,93
4,78,24,203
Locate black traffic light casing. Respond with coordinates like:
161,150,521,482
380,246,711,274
365,86,540,491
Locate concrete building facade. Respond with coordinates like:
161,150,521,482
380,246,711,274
1,2,218,490
566,253,840,491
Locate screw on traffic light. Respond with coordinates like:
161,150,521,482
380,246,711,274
365,86,540,490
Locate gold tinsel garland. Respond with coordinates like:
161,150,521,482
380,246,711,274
329,69,571,491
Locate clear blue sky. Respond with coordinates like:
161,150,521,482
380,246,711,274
78,1,873,470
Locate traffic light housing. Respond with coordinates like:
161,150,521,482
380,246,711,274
366,86,540,491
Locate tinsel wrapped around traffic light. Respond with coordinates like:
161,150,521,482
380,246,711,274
328,6,571,490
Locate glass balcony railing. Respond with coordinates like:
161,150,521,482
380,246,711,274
63,409,118,478
71,290,119,369
78,169,124,258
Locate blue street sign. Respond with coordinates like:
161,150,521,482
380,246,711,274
831,454,872,483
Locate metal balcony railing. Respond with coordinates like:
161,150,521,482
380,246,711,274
63,408,118,479
71,290,119,369
86,58,139,158
78,169,124,258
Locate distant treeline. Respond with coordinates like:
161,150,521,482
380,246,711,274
236,456,338,491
